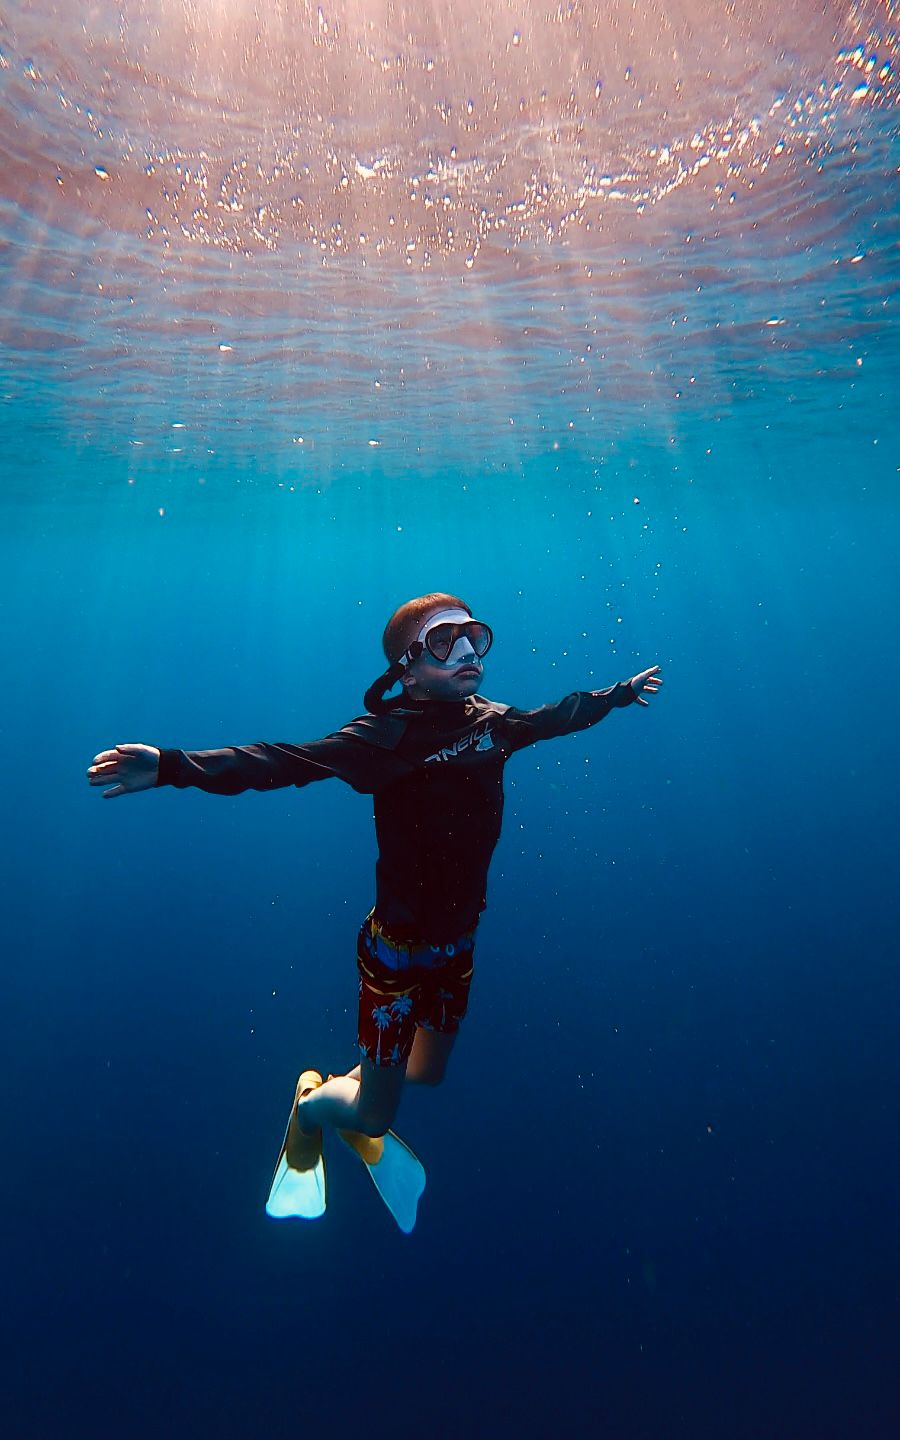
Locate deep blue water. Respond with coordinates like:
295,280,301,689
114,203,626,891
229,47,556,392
3,5,900,1438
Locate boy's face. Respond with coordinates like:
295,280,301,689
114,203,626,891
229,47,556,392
401,607,486,701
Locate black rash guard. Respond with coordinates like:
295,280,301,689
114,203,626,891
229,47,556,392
157,684,636,943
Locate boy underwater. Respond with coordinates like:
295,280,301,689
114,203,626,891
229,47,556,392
88,593,662,1231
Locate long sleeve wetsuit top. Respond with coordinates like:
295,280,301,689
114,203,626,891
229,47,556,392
157,685,636,943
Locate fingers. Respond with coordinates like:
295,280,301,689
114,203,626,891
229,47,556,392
90,744,150,767
630,667,664,693
87,760,120,783
630,665,663,706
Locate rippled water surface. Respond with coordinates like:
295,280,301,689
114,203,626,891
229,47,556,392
2,1,899,468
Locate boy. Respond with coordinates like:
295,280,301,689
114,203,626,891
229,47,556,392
88,593,662,1229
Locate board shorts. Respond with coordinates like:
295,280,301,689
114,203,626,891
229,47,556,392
356,911,477,1068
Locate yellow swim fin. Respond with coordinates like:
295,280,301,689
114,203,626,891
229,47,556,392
340,1127,426,1234
266,1071,326,1220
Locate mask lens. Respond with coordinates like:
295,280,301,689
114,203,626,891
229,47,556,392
424,620,493,662
468,622,492,657
425,623,455,661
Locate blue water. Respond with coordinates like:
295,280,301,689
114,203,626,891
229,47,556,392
3,5,900,1437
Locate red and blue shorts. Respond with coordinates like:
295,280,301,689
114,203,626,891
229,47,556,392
357,911,476,1068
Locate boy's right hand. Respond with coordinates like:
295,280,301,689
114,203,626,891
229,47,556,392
87,744,160,798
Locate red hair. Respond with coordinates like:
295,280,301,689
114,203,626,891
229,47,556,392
381,593,471,662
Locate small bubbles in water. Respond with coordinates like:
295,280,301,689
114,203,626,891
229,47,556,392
218,343,233,352
172,422,185,429
368,439,380,447
512,31,521,47
158,507,166,518
595,80,602,98
633,496,640,504
56,175,64,186
94,165,109,181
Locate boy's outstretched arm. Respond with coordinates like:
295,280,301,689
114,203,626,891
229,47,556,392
88,723,411,799
499,665,663,751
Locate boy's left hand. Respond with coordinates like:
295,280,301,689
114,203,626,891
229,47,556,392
629,666,663,706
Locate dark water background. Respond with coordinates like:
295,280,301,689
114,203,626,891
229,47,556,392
3,4,899,1437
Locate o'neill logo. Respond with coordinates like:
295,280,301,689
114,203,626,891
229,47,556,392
424,721,496,764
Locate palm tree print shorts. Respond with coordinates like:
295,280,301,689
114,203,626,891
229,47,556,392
356,912,476,1067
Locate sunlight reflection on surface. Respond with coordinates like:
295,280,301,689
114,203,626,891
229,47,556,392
1,1,897,262
0,2,897,476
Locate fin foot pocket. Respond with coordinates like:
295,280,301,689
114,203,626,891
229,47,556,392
339,1130,385,1166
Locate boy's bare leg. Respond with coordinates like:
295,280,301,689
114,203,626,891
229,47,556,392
407,1028,458,1084
344,1029,457,1088
299,1030,458,1138
297,1058,406,1138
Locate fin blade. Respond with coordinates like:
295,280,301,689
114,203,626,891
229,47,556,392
266,1074,327,1221
342,1130,425,1233
266,1150,327,1219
